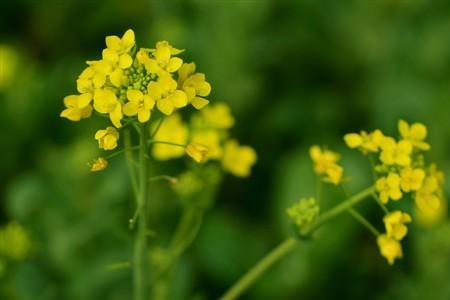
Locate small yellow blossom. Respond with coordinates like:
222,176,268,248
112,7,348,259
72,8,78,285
178,62,211,109
286,197,320,233
309,145,343,185
344,129,384,153
85,60,112,89
383,211,411,240
376,172,402,204
93,89,123,128
148,75,187,115
199,103,235,129
190,130,223,159
379,137,412,167
60,95,93,121
105,29,135,55
400,167,425,192
152,114,188,160
123,90,155,123
185,143,209,163
222,140,257,177
414,173,446,226
144,41,184,75
0,222,31,261
377,234,403,265
89,157,108,172
398,119,430,151
102,48,133,87
95,126,119,150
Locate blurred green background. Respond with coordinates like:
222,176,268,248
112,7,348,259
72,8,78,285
1,0,450,299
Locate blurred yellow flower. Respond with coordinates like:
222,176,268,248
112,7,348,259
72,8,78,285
200,102,235,129
190,130,223,160
377,234,403,265
185,143,209,163
383,211,411,241
344,129,384,153
379,137,412,167
398,119,430,151
152,114,188,160
376,172,402,203
123,90,155,123
309,145,343,185
222,140,257,177
95,126,119,150
400,167,425,192
177,62,211,109
89,157,108,172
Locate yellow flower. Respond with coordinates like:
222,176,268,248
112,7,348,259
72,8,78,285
190,130,223,160
178,62,211,109
95,126,119,150
152,114,188,160
0,222,31,261
376,172,402,204
377,234,403,265
379,137,412,167
199,102,235,129
102,48,133,87
185,143,209,163
148,75,187,115
398,119,430,150
383,211,411,240
144,41,184,75
89,157,108,172
400,167,425,192
222,140,257,177
123,90,155,123
414,173,446,226
60,95,93,121
309,145,343,185
85,60,112,89
105,29,135,55
344,129,384,153
93,89,123,128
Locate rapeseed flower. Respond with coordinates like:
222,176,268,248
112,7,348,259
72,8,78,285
95,127,119,150
89,157,108,172
344,129,384,154
377,234,403,265
383,211,411,241
222,140,257,177
379,137,412,167
398,119,430,151
185,143,209,163
375,173,402,204
309,145,343,185
152,114,188,160
400,167,425,192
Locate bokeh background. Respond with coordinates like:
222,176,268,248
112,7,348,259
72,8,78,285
1,0,450,299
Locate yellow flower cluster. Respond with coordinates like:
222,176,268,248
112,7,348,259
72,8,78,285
345,120,446,264
0,222,31,261
60,29,212,151
377,211,411,265
309,146,344,185
152,102,257,177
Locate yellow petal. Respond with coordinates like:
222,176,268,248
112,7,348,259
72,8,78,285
105,35,121,51
121,29,135,50
344,133,362,148
110,104,123,128
127,89,143,102
157,98,174,115
77,93,92,108
169,90,188,108
167,57,183,72
191,97,209,109
109,68,123,87
122,102,138,116
60,108,81,121
119,54,133,69
102,49,119,63
137,109,151,123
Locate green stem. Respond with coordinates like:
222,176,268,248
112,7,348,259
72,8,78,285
372,192,389,215
148,140,186,148
133,124,149,300
219,185,375,300
124,130,139,199
219,238,298,300
347,208,380,236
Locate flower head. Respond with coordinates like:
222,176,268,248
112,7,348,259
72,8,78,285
400,167,425,192
376,172,402,204
123,90,155,123
379,137,413,167
344,129,384,154
383,211,412,241
377,234,403,265
309,145,343,185
95,127,119,150
152,114,188,160
185,143,209,163
398,119,430,151
286,197,320,233
89,157,108,172
222,140,257,177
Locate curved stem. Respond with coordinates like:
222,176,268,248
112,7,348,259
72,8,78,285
133,124,148,300
219,185,376,300
219,238,298,300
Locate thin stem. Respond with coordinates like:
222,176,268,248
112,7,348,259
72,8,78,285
347,208,380,236
148,140,187,148
372,192,389,215
219,185,376,300
133,124,148,300
151,117,165,138
106,261,131,271
149,175,178,184
124,130,139,200
219,238,298,300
